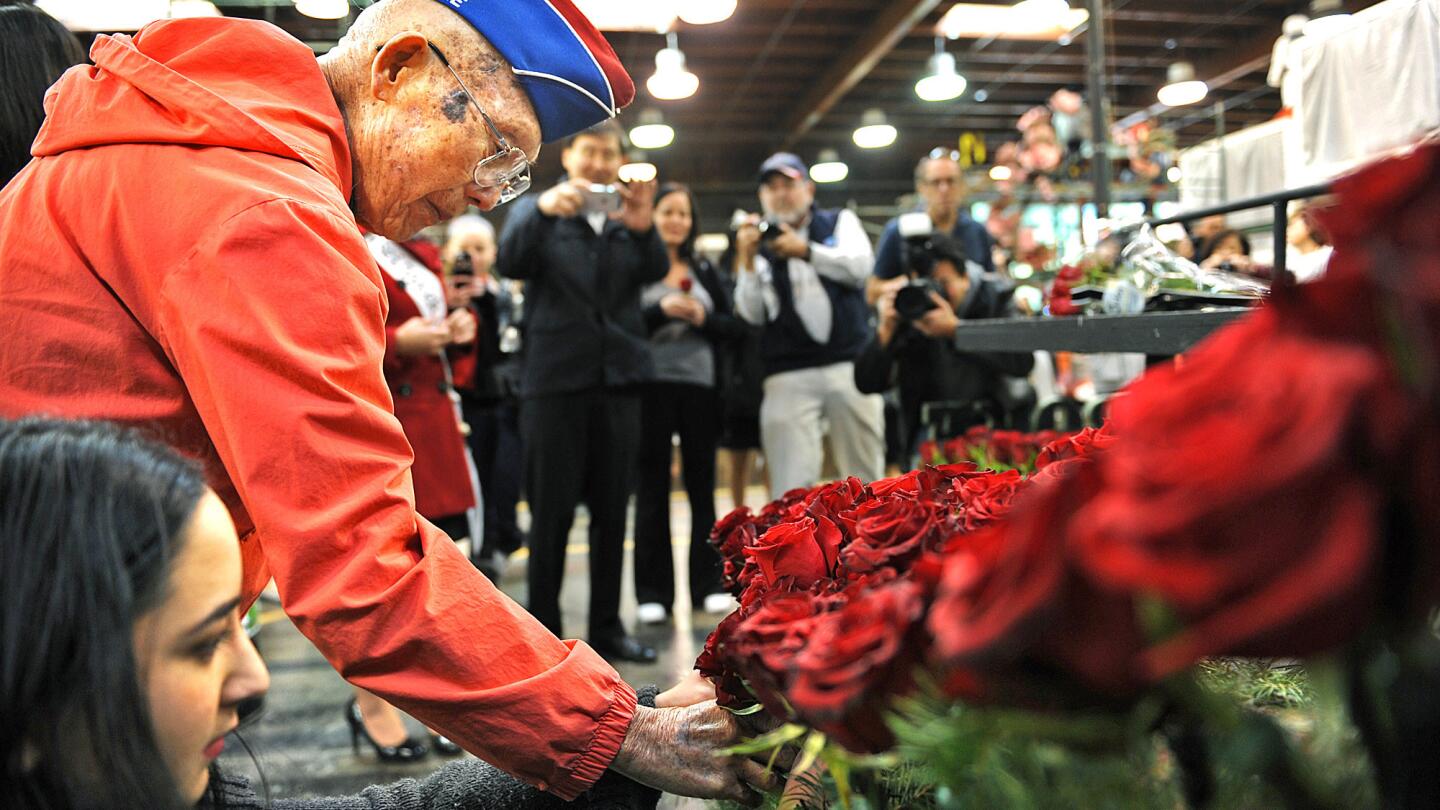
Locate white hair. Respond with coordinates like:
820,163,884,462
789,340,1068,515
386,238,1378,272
447,214,495,244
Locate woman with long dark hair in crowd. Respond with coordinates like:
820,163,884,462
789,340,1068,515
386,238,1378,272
632,184,750,624
0,1,86,187
0,418,663,809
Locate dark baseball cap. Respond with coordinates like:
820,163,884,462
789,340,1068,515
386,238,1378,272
758,152,808,184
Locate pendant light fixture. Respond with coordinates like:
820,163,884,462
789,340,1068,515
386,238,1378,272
915,37,967,102
852,109,897,149
1157,61,1208,107
295,0,348,20
628,109,675,150
619,150,659,183
809,149,849,184
677,0,736,25
646,32,699,101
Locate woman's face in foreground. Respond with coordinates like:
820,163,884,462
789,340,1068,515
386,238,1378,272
132,491,270,804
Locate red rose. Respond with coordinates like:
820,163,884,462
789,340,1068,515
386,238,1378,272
868,469,923,498
744,515,843,589
953,469,1027,531
726,590,837,716
788,577,930,752
840,493,944,575
679,277,694,293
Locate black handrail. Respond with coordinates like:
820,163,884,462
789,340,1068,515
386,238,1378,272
1144,181,1332,278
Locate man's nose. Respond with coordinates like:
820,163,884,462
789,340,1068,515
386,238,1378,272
467,184,501,212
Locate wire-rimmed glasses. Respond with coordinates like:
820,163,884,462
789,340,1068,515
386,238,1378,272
427,43,532,205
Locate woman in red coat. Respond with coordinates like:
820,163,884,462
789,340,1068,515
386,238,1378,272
351,232,480,761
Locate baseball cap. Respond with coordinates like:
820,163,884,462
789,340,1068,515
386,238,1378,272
758,152,808,184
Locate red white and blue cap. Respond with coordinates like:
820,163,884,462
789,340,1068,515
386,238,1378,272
433,0,635,143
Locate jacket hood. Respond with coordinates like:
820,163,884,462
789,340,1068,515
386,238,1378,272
31,17,351,196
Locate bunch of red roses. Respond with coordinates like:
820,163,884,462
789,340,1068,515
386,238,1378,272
698,427,1112,753
699,142,1440,767
919,426,1073,473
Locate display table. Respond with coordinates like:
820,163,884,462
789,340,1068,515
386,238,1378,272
949,310,1250,355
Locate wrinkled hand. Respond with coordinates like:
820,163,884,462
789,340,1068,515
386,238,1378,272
394,317,451,357
912,290,960,339
611,703,783,805
619,178,657,233
770,224,810,260
537,180,585,218
445,308,476,345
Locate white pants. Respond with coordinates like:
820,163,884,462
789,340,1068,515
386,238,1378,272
760,361,885,498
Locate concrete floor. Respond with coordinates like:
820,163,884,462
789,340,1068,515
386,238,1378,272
217,488,766,806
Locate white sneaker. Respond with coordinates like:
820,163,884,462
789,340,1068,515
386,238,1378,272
636,602,668,625
703,593,737,614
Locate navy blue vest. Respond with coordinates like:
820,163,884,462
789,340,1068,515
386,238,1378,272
758,208,872,377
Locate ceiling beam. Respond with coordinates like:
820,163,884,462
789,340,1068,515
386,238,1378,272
778,0,944,149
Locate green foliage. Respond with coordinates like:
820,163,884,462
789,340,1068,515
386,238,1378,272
712,660,1381,809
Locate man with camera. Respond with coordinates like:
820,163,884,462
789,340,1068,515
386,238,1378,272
868,149,996,304
733,152,884,497
855,232,1033,459
497,120,663,664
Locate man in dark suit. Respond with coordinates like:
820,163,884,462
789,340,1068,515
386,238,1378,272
497,120,662,662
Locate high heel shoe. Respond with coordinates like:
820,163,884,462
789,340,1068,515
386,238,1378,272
345,698,429,763
430,734,462,756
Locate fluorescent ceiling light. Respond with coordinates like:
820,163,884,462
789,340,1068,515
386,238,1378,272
1158,62,1208,107
573,0,677,32
810,149,848,184
678,0,736,26
619,162,658,183
37,0,168,30
937,2,1088,41
629,109,675,150
1167,166,1182,183
295,0,347,20
989,165,1013,181
852,109,897,149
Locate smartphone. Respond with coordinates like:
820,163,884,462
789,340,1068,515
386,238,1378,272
578,183,621,215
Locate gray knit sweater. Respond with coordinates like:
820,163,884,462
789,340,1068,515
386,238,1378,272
204,687,662,810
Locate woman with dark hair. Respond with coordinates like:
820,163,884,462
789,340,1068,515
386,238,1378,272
1195,228,1254,274
633,184,750,624
0,2,86,186
0,418,665,809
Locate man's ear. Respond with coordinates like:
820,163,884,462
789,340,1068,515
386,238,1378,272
369,32,432,102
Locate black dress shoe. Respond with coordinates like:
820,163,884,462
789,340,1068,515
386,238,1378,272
590,635,657,663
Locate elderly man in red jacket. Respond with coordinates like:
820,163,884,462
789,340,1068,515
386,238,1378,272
0,0,771,803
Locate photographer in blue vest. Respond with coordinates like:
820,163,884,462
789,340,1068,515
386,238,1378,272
732,153,884,497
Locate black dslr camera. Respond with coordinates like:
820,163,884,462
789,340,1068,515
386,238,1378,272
893,213,946,321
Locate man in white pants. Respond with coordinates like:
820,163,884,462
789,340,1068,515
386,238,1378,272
733,153,885,497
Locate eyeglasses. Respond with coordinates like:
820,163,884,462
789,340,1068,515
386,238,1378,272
428,43,532,205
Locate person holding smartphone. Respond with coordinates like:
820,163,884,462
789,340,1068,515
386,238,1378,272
497,120,664,663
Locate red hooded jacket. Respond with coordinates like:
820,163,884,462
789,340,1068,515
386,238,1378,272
0,18,631,799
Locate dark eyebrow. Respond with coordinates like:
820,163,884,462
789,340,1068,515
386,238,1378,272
185,597,242,637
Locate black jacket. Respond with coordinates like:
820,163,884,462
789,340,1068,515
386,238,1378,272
854,271,1033,440
497,194,668,398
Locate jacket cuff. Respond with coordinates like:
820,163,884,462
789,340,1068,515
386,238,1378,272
550,675,638,800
